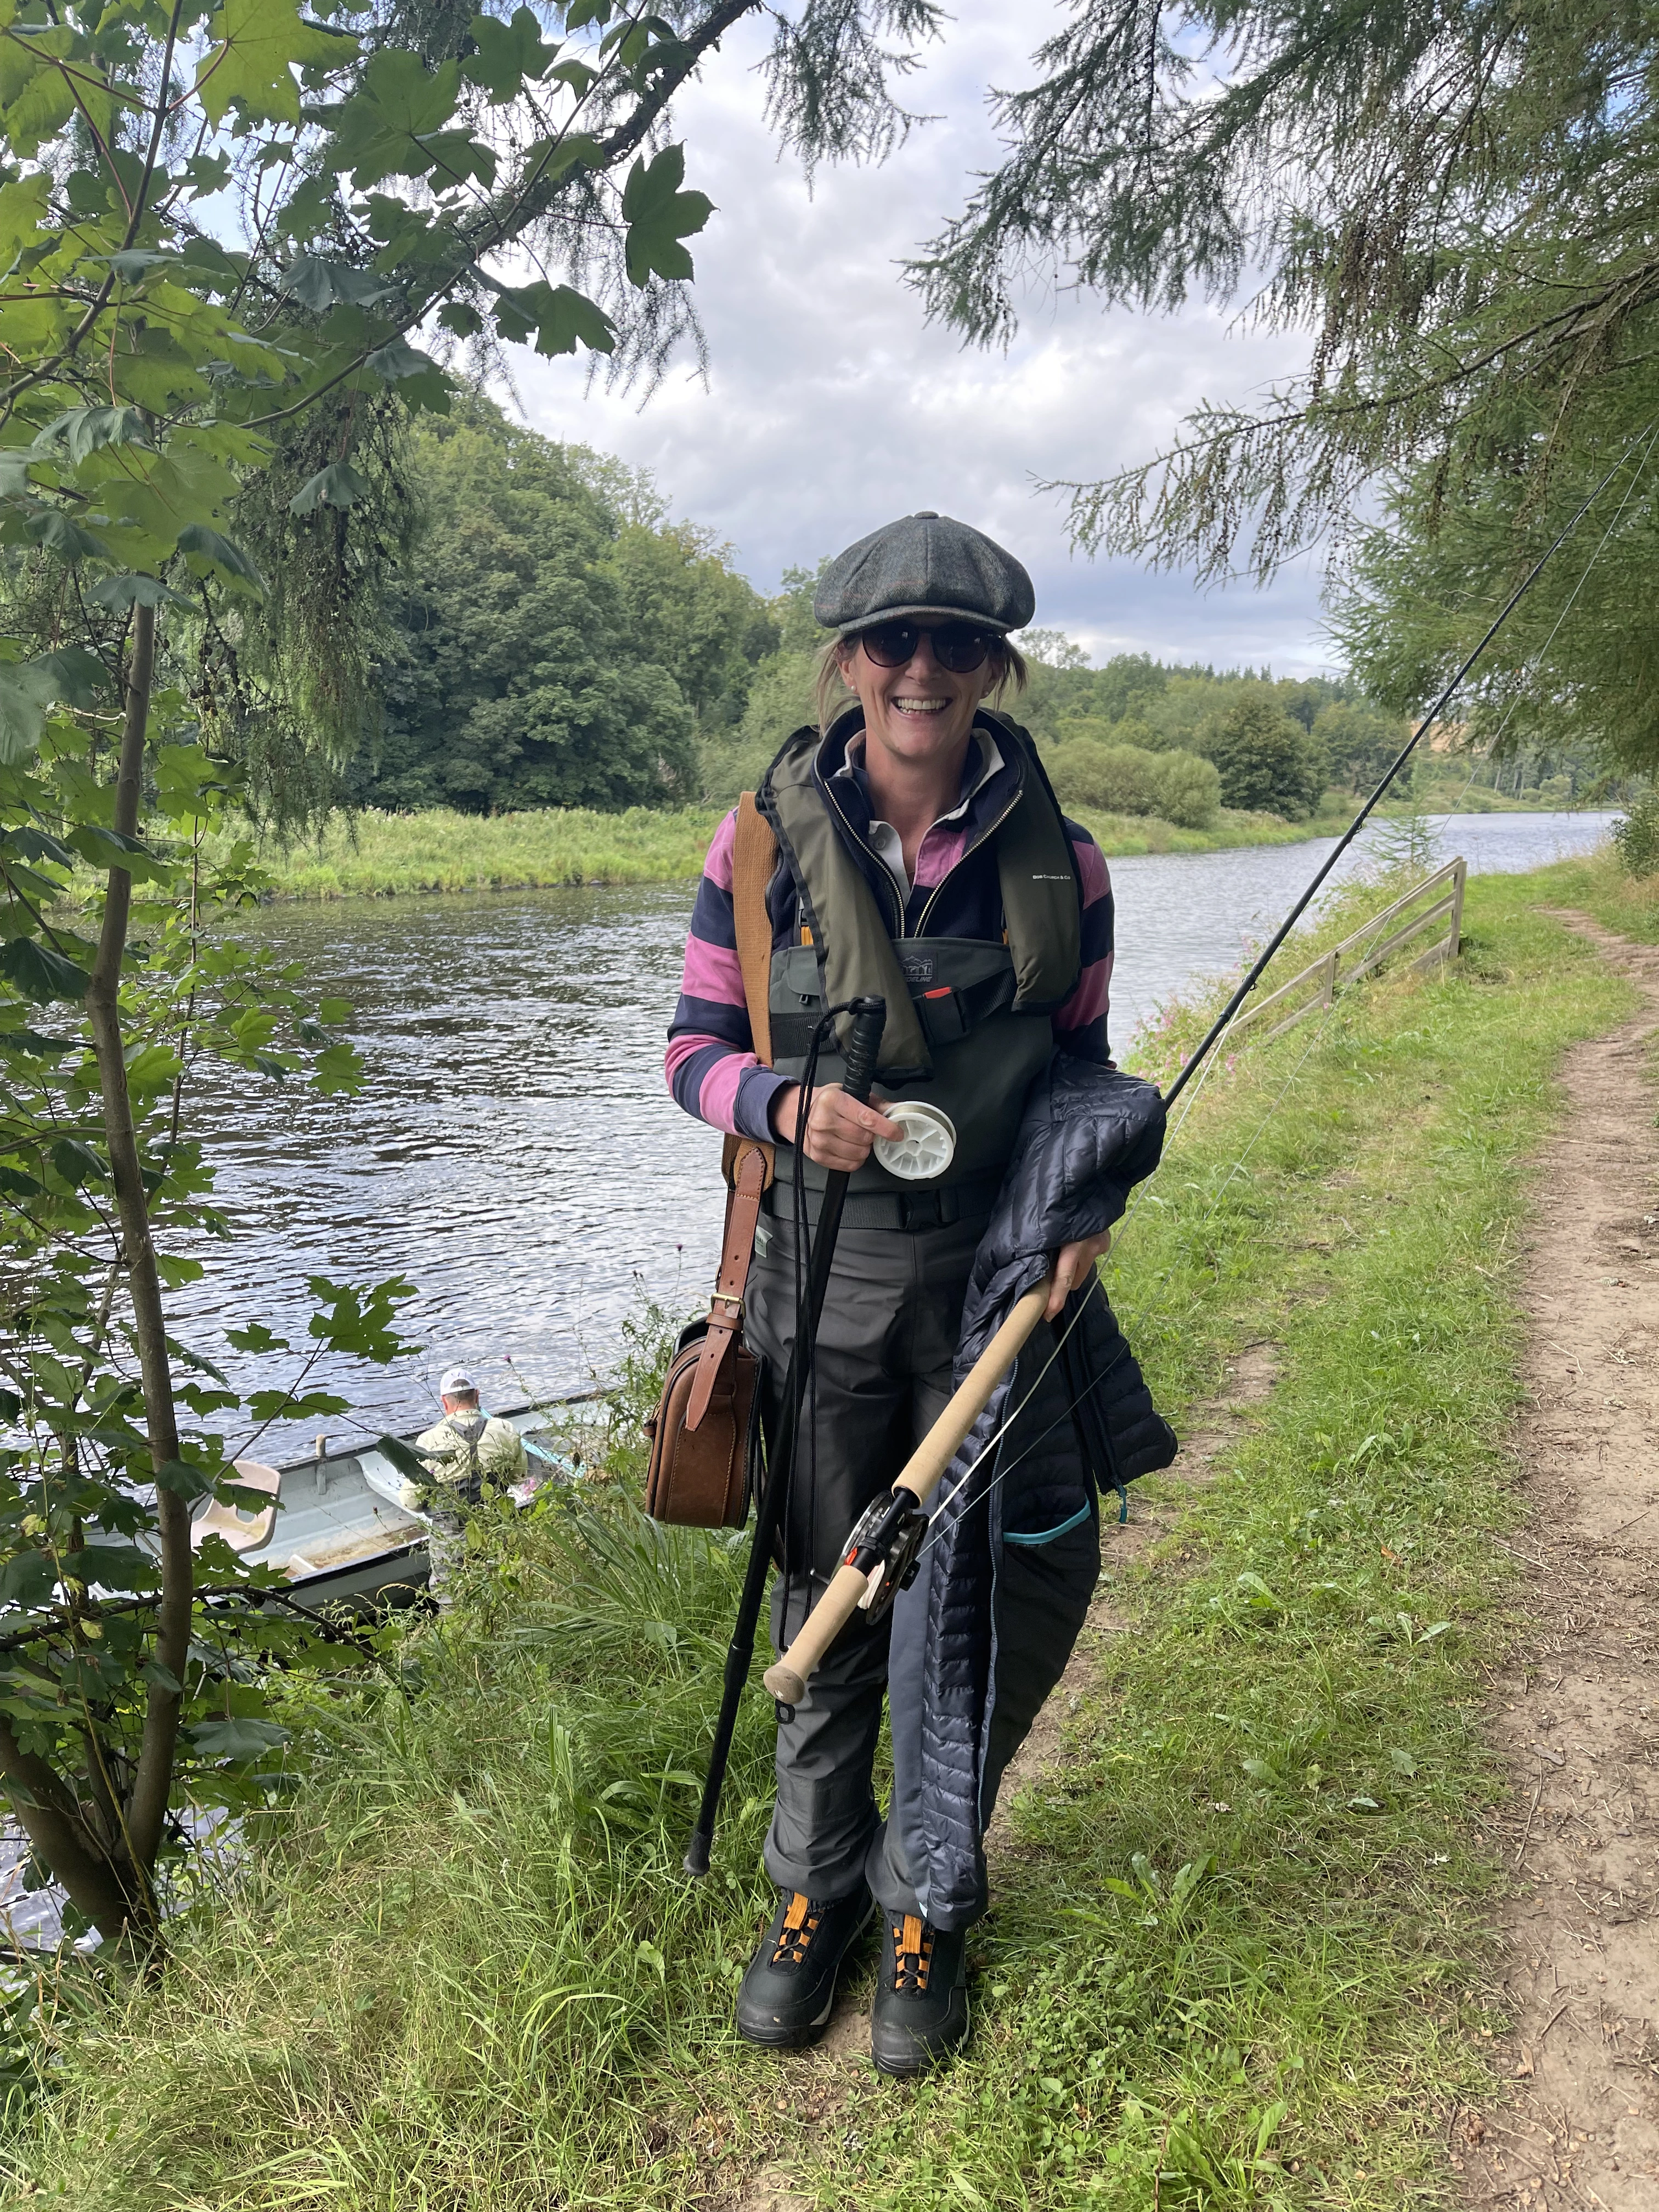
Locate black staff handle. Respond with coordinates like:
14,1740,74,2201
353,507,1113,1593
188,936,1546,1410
683,994,887,1878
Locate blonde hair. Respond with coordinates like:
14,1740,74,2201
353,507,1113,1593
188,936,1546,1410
815,633,1029,735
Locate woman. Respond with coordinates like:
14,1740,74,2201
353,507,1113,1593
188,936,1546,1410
665,511,1116,2073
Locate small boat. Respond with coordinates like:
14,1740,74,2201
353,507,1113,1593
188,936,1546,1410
196,1395,602,1610
0,1397,604,1954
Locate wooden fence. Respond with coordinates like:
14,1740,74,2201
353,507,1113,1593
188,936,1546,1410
1229,857,1467,1048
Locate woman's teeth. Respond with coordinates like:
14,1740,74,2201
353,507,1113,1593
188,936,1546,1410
894,696,949,715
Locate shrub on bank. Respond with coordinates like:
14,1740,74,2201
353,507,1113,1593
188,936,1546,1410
1199,696,1330,819
1047,734,1222,827
1613,787,1659,877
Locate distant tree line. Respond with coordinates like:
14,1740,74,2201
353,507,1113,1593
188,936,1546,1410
352,400,1602,826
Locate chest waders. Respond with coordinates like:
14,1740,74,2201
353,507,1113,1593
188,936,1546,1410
428,1413,489,1505
685,719,1086,1876
760,715,1084,1202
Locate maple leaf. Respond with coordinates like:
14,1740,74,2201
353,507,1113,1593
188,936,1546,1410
464,7,559,105
620,144,712,289
331,50,462,187
195,0,356,128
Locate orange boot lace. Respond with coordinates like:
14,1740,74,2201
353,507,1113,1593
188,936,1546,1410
890,1914,934,1994
771,1893,829,1969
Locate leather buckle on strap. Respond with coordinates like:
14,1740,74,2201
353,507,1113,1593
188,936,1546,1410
686,1142,768,1431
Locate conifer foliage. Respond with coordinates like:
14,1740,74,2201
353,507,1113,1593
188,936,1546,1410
916,2,1659,592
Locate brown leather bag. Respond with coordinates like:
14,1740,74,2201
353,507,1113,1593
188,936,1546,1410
644,794,778,1527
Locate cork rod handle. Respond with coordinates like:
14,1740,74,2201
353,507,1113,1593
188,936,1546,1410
762,1281,1052,1707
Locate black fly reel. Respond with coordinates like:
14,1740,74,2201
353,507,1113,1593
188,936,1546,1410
771,1487,930,1723
842,1486,930,1623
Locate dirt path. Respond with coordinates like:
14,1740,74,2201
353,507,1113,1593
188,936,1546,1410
732,1341,1279,2212
1460,916,1659,2210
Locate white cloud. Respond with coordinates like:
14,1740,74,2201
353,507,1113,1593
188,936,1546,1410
512,5,1339,674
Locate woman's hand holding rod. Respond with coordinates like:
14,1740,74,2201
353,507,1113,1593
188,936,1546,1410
1047,1228,1111,1318
762,1279,1053,1708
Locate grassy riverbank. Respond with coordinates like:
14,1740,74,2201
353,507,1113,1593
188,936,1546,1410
236,800,1353,899
8,864,1635,2208
1543,839,1659,939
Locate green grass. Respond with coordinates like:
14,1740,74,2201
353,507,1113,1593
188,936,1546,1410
4,866,1635,2209
230,801,1357,902
1527,839,1659,940
230,805,728,896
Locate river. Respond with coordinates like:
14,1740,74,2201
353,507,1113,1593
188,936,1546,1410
172,809,1616,1459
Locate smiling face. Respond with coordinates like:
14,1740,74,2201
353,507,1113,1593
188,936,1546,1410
836,628,1002,777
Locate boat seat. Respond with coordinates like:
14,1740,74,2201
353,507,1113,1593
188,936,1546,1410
191,1460,282,1555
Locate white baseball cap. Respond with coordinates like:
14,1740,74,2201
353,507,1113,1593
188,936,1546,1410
438,1364,478,1396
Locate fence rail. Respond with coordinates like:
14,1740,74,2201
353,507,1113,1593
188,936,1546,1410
1229,857,1466,1047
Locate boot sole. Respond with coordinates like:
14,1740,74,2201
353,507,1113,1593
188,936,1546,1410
736,1901,876,2050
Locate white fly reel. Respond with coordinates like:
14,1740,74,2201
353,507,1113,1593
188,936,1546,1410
873,1101,957,1182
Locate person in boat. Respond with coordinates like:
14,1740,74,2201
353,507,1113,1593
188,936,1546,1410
663,512,1120,2074
404,1364,528,1599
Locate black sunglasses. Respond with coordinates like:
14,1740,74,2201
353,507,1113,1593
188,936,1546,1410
854,619,1001,674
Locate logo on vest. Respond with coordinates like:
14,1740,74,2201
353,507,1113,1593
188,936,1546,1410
901,952,937,985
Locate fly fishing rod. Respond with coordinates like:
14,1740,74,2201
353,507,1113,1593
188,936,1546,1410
683,993,887,1878
1164,432,1657,1107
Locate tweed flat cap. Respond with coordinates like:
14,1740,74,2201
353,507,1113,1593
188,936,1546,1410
814,511,1035,635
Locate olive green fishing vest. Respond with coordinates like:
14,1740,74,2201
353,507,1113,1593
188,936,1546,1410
759,714,1081,1195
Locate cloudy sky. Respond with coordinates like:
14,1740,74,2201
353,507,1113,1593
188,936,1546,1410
507,5,1336,674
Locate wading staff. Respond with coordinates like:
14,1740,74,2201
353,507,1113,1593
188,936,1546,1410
683,992,888,1878
761,1278,1052,1709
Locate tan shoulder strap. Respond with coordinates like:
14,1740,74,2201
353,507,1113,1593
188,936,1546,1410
686,1140,768,1430
732,791,777,1066
719,792,778,1195
694,797,777,1421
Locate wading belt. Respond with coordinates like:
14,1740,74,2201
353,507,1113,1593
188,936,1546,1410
685,794,777,1430
761,1168,1005,1233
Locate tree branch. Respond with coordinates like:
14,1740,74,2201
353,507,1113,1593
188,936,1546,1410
82,597,191,1895
244,0,762,430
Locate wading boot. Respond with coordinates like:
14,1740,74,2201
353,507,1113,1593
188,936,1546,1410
869,1911,969,2075
736,1889,873,2049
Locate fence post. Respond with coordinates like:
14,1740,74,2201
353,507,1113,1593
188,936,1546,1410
1449,857,1466,962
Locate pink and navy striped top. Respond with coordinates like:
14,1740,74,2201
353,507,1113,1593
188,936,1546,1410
666,717,1115,1141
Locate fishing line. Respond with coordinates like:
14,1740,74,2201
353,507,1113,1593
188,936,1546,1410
911,439,1658,1564
915,833,1427,1547
915,953,1355,1558
1416,418,1659,832
773,437,1653,1661
1163,420,1659,1108
905,864,1340,1527
1452,420,1659,793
